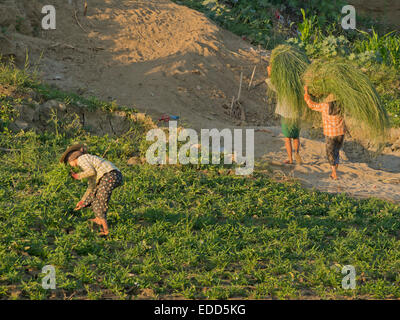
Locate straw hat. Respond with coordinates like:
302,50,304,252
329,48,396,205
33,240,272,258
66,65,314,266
323,93,337,103
60,144,87,164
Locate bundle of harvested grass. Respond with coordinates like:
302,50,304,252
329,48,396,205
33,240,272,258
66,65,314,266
303,59,389,141
269,44,310,120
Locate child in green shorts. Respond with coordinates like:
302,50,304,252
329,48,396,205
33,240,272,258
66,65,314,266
266,66,302,165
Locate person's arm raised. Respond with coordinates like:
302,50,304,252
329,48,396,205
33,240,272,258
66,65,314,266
304,86,326,112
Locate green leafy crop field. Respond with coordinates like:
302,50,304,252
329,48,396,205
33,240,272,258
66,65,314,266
0,64,399,299
1,129,399,299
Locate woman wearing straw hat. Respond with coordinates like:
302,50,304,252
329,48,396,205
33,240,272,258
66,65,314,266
304,87,345,180
60,144,123,236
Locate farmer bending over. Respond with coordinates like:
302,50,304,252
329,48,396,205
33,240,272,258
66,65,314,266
60,144,123,236
304,86,345,180
266,65,302,165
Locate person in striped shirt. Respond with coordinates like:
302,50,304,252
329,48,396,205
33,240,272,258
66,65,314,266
304,86,345,180
60,144,123,236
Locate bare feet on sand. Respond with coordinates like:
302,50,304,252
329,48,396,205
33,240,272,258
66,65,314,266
295,153,302,165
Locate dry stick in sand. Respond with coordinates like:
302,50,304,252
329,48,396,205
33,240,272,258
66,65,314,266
49,43,76,50
50,42,102,53
237,71,243,101
238,101,246,121
229,96,235,116
248,65,256,90
229,72,247,121
83,1,88,16
237,72,246,121
255,128,273,133
74,9,88,33
48,42,86,54
253,79,266,88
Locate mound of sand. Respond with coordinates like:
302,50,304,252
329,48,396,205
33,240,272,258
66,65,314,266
15,0,272,132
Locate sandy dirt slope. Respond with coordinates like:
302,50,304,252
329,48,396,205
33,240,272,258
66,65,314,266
21,0,272,131
258,127,400,203
11,0,400,202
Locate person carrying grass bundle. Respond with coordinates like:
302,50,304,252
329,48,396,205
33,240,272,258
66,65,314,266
265,45,311,165
60,144,123,236
303,59,389,144
265,44,310,165
266,65,302,165
303,87,345,180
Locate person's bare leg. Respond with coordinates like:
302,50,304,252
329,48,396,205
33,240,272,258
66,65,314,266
331,165,338,180
293,138,302,164
284,138,293,164
88,217,102,233
89,217,109,235
89,217,101,225
89,217,102,225
98,218,109,236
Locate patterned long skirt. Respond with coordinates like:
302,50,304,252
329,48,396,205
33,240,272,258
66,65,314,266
82,170,123,219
